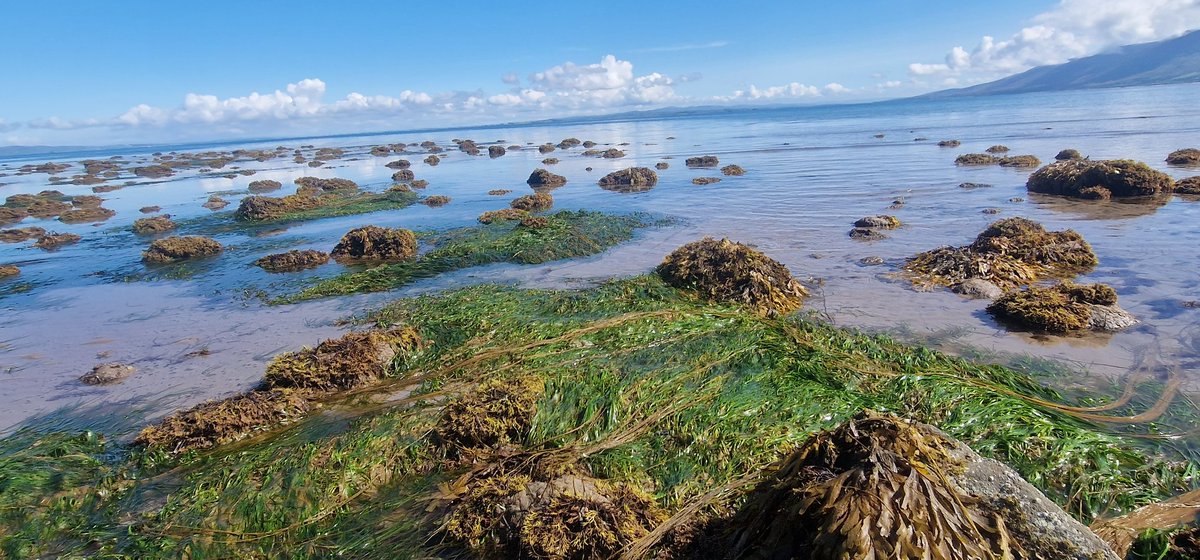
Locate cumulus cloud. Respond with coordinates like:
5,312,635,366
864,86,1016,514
723,81,853,101
909,0,1200,80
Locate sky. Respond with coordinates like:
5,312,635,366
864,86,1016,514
2,0,1199,146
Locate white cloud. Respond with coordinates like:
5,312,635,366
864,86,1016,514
501,72,520,85
722,81,854,101
909,0,1200,80
530,55,634,92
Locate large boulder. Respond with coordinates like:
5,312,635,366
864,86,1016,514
988,281,1136,333
1027,159,1173,199
331,226,417,261
598,167,658,192
658,237,807,317
526,168,567,189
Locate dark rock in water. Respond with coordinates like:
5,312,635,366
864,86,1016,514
143,236,223,263
557,137,581,149
1166,148,1200,165
541,157,559,165
134,165,174,178
685,155,719,168
254,249,329,273
692,177,721,185
952,278,1003,299
998,155,1041,167
719,412,1119,560
937,139,961,147
295,177,358,192
0,227,45,243
248,179,282,193
332,226,417,261
655,161,669,170
370,146,390,156
526,169,567,189
510,193,553,212
424,155,440,166
1027,159,1173,199
81,363,136,385
34,232,81,251
538,143,556,154
853,215,900,229
421,195,451,207
1055,149,1083,161
956,153,999,165
987,281,1134,333
488,145,506,158
1176,176,1200,194
132,215,177,235
487,189,513,196
600,148,624,158
457,140,480,155
391,169,414,182
202,196,229,211
585,167,593,171
385,159,411,169
58,206,116,223
986,145,1010,153
598,167,658,192
849,227,888,241
658,237,807,317
582,140,597,148
959,182,992,189
721,164,745,176
1010,197,1025,202
859,256,885,266
0,265,18,277
982,208,1001,214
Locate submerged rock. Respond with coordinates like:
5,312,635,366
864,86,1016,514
247,179,282,193
0,265,18,277
598,167,658,192
721,164,745,176
938,139,962,147
959,182,993,189
385,159,411,169
685,155,719,168
849,227,888,241
139,206,161,213
656,161,670,170
488,145,506,158
80,363,136,385
854,215,901,229
1166,148,1200,165
510,192,553,212
331,226,417,261
1176,176,1200,194
132,215,177,235
487,189,513,196
692,177,721,185
1055,149,1083,161
952,278,1003,299
478,208,529,223
422,195,451,207
998,155,1041,167
143,236,223,263
0,226,46,243
986,145,1010,153
34,232,81,251
956,153,999,165
658,237,807,317
715,412,1119,560
540,157,559,165
254,249,329,273
1027,159,1173,199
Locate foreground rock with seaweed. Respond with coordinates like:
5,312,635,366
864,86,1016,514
1027,159,1174,199
988,281,1137,333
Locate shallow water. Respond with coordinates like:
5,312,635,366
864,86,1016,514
2,83,1199,433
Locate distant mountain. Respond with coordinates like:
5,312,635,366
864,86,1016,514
923,30,1200,98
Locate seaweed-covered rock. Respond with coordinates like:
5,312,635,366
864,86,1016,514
424,155,440,166
422,195,451,207
987,281,1134,333
854,215,901,229
692,177,721,185
254,249,329,272
139,206,161,213
956,153,999,165
998,155,1041,167
1176,176,1200,194
143,236,223,263
526,168,567,189
487,189,513,196
294,176,358,192
0,207,26,225
411,179,429,189
434,375,544,454
202,196,229,211
1027,159,1173,199
331,226,417,261
134,389,311,452
541,157,559,165
370,145,391,156
0,227,45,243
34,232,81,250
959,182,993,189
905,217,1097,290
538,143,556,154
938,139,962,147
656,161,670,170
263,328,423,394
80,363,135,385
719,412,1119,560
385,159,411,169
601,148,624,158
685,155,719,168
1166,148,1200,165
70,195,103,208
391,169,415,182
598,167,658,192
849,227,888,241
557,137,582,149
986,145,1010,153
133,165,174,178
132,215,177,235
518,216,548,229
0,265,18,277
479,209,529,223
1055,149,1083,161
247,179,282,193
235,194,322,221
457,140,480,155
510,193,553,212
488,145,506,158
658,237,807,317
721,164,745,176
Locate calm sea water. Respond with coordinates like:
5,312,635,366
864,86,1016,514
2,83,1199,434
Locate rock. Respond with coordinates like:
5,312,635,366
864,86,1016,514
719,412,1120,560
202,196,229,211
385,159,411,169
391,169,415,182
1055,149,1083,161
254,249,330,272
457,140,480,155
331,226,417,261
721,164,745,176
986,145,1010,153
80,363,135,385
685,155,719,168
488,145,506,158
655,162,669,170
959,182,992,189
853,215,901,229
1175,176,1200,194
0,227,46,243
541,157,559,165
1027,159,1173,199
294,177,357,192
598,167,658,192
140,206,161,214
658,237,807,317
424,155,440,166
859,256,885,266
1089,304,1138,332
411,179,429,189
421,195,451,207
526,169,567,189
487,189,512,196
133,165,173,178
938,139,961,147
692,177,721,185
132,215,177,235
248,179,282,193
0,265,18,277
143,236,223,263
982,208,1001,214
510,193,553,212
849,227,888,241
956,153,999,165
370,146,390,156
34,233,82,250
478,209,528,223
556,138,581,149
1166,148,1200,165
987,281,1126,333
538,143,556,154
998,155,1041,167
236,194,321,221
952,278,1003,299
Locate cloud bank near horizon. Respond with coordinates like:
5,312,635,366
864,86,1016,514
908,0,1200,86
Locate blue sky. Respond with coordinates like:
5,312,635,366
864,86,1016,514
2,0,1197,146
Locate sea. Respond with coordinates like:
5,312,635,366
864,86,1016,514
2,83,1198,435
